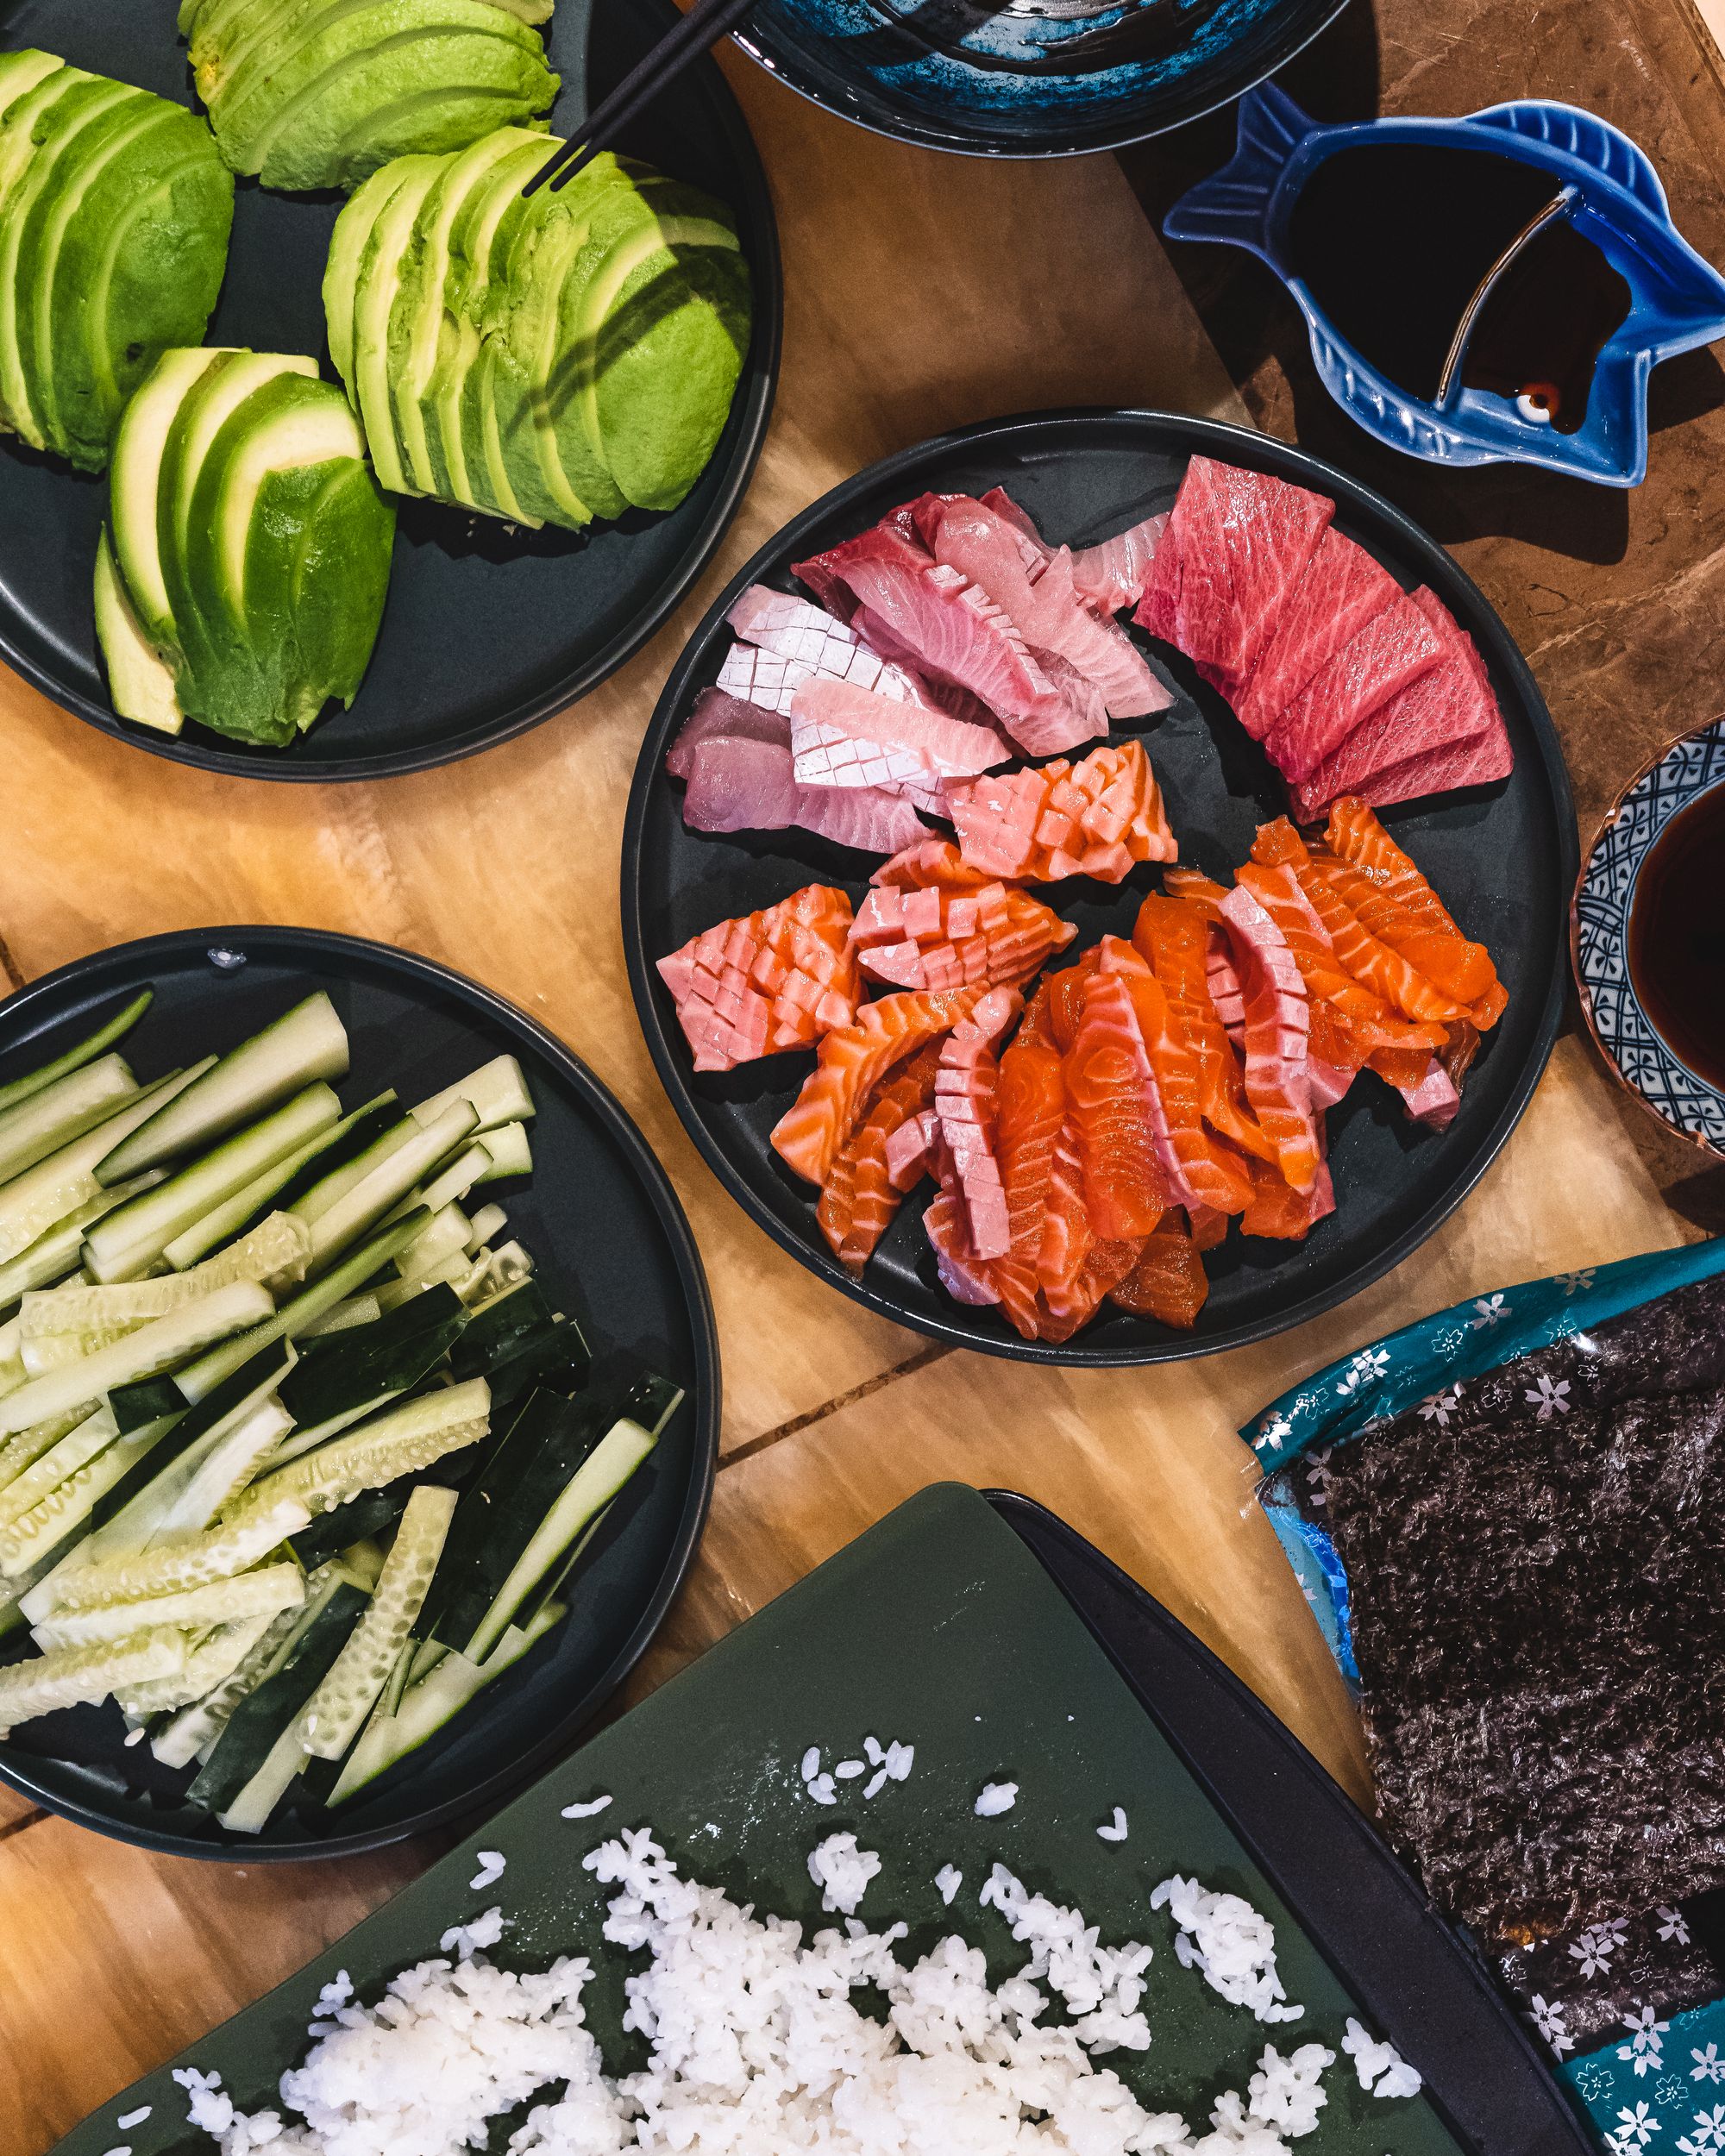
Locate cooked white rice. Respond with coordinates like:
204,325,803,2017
806,1831,881,1915
173,1833,1408,2156
973,1781,1017,1817
1151,1877,1304,2025
1341,2017,1422,2098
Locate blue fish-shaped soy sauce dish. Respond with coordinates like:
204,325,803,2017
1164,85,1725,486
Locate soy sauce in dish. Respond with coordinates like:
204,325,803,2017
1288,142,1626,416
1627,782,1725,1093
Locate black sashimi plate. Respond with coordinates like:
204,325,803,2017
622,410,1577,1366
0,929,719,1859
0,0,781,781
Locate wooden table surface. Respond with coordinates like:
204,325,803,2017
0,7,1716,2150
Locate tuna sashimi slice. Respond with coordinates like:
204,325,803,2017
771,983,990,1188
666,688,787,780
679,735,929,855
1264,586,1446,785
792,518,933,622
1216,884,1320,1194
1141,456,1334,699
1234,528,1402,741
656,885,861,1074
1308,714,1514,821
1069,512,1169,617
930,498,1170,721
1288,587,1500,817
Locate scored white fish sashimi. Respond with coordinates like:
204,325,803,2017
720,587,932,715
794,523,1107,757
1067,512,1169,616
929,498,1170,722
787,677,1008,816
675,721,930,856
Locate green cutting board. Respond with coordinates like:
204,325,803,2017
54,1484,1463,2154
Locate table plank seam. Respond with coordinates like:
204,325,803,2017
0,925,24,994
720,1345,952,1469
0,1805,46,1843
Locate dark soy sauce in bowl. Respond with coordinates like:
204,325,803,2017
1288,142,1628,418
1628,782,1725,1094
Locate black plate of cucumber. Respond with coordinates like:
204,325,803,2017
0,0,781,780
0,928,719,1859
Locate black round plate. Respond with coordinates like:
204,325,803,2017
0,929,719,1858
622,409,1577,1367
0,0,781,780
730,0,1350,160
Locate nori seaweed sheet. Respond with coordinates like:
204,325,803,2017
1499,1901,1722,2056
1302,1273,1725,1947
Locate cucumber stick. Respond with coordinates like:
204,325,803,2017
40,1493,309,1612
297,1485,456,1759
148,1393,294,1541
298,1295,381,1339
0,1406,117,1533
384,1121,530,1226
174,1212,431,1402
0,1414,180,1583
411,1056,534,1136
329,1598,562,1805
303,1104,477,1274
467,1204,507,1249
116,1607,277,1718
18,1215,309,1369
34,1558,304,1650
83,1085,342,1283
0,1056,138,1185
0,1627,186,1733
189,1579,367,1816
162,1094,395,1272
0,1174,166,1311
279,1284,467,1433
0,1405,95,1499
97,996,350,1185
395,1205,473,1284
0,1280,273,1439
151,1559,348,1769
0,989,152,1118
0,1063,210,1266
246,1379,492,1523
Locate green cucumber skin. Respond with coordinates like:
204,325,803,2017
235,1096,398,1232
279,1282,467,1432
87,1342,286,1533
187,1580,367,1814
0,991,152,1119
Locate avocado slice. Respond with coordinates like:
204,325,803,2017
324,156,417,398
207,0,556,193
0,51,65,128
256,456,395,724
183,371,373,738
94,527,185,736
387,124,532,494
156,349,319,728
110,346,230,649
0,73,139,448
348,152,444,493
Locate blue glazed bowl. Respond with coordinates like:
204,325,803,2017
1164,84,1725,485
731,0,1351,158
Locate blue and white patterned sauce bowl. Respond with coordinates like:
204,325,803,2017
1572,718,1725,1152
731,0,1350,157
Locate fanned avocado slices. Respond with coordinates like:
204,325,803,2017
184,0,561,195
0,52,232,473
323,135,751,534
95,348,396,748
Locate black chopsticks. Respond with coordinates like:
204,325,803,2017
524,0,761,196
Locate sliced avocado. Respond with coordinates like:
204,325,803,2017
156,349,319,727
323,156,415,397
0,62,82,215
110,346,230,649
208,0,555,193
348,152,443,492
0,74,137,447
261,456,394,721
198,0,342,117
94,526,185,736
387,125,529,492
0,51,65,128
425,126,552,506
461,333,538,524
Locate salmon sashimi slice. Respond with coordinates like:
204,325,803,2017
771,982,989,1188
1235,861,1448,1052
1039,1234,1145,1343
1322,799,1507,1024
946,739,1176,883
1240,1151,1337,1240
1132,894,1278,1166
870,837,999,893
1096,939,1253,1214
1064,967,1171,1239
1216,885,1320,1195
849,880,1076,994
924,1191,1001,1306
1163,867,1230,914
816,1041,943,1274
997,1027,1066,1273
1294,854,1473,1026
1037,1113,1096,1296
657,885,862,1074
1108,1213,1209,1327
934,987,1021,1261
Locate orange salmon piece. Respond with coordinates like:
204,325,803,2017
1236,862,1447,1051
1064,968,1169,1240
772,983,988,1188
1040,1234,1145,1342
996,1029,1066,1274
871,837,1000,893
1295,853,1471,1025
1037,1114,1095,1297
947,739,1176,884
1133,893,1277,1165
1240,1151,1336,1241
1108,1213,1208,1328
1321,799,1507,1025
816,1041,943,1273
657,884,861,1072
1101,943,1252,1214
